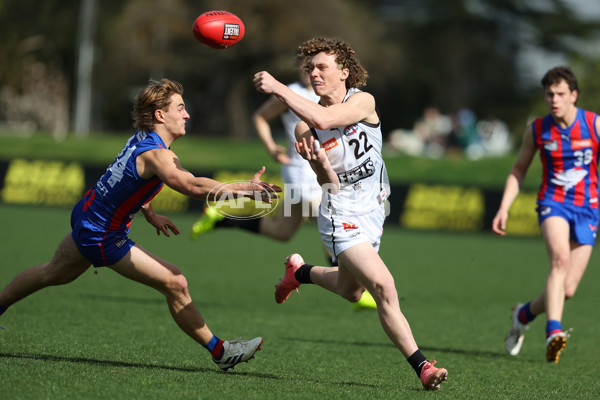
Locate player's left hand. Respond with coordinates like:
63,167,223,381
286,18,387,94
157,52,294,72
296,136,326,164
147,213,180,237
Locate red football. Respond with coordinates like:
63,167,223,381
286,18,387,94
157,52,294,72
193,10,245,49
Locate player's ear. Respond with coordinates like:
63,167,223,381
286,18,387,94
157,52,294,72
340,67,349,82
155,109,165,123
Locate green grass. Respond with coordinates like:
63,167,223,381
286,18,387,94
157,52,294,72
0,133,542,189
1,204,599,399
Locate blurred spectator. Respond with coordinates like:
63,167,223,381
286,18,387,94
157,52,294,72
412,107,454,158
388,107,512,159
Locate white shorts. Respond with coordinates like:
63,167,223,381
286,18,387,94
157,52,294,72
281,162,321,203
318,203,386,263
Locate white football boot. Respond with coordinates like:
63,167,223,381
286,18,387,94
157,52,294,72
505,303,529,356
213,337,263,371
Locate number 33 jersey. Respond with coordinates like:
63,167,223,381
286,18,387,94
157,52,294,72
533,108,599,208
311,88,390,216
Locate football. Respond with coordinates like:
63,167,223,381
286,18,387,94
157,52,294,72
193,10,245,49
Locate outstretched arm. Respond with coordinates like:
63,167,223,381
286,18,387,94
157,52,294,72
492,126,536,236
254,71,377,129
252,95,290,164
138,149,282,202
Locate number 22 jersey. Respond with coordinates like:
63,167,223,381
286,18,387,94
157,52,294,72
311,88,390,216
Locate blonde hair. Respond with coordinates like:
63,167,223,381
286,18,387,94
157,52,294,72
132,78,184,132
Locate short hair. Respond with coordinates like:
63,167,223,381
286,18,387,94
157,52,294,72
541,66,579,93
297,37,369,89
132,78,184,132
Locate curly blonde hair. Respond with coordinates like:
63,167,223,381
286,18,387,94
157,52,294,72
297,37,368,89
132,78,184,132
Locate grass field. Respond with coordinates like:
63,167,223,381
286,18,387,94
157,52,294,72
1,204,599,399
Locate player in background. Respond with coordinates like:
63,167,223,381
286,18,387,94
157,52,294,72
254,37,448,391
190,57,320,243
189,53,377,311
493,66,600,363
0,79,281,371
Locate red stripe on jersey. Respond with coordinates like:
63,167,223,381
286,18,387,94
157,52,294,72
574,178,585,206
585,111,599,208
585,111,598,140
535,119,547,202
82,188,95,212
570,121,585,206
108,180,163,230
550,125,565,203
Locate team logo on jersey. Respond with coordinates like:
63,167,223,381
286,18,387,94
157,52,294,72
115,238,128,248
322,137,338,151
342,222,359,230
543,140,558,151
572,139,592,149
550,169,588,191
337,158,375,185
344,124,358,136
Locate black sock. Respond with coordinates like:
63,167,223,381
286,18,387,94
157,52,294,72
294,264,314,284
215,217,261,233
407,349,428,377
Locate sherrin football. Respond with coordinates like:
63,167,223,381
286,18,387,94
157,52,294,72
193,10,245,49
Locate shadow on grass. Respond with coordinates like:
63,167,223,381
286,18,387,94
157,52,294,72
77,294,222,308
282,337,532,361
78,294,164,305
0,351,216,373
0,351,377,388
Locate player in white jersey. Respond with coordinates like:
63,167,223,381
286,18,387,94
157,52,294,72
310,87,390,259
191,56,377,310
253,37,448,391
191,61,320,241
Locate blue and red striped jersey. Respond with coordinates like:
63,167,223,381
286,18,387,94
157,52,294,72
533,108,599,208
82,131,165,231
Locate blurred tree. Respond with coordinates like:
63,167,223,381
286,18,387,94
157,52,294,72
0,0,598,142
379,0,600,132
95,0,400,139
572,56,600,114
0,0,79,136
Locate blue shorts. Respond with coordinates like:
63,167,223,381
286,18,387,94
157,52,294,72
536,202,599,246
70,199,135,267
